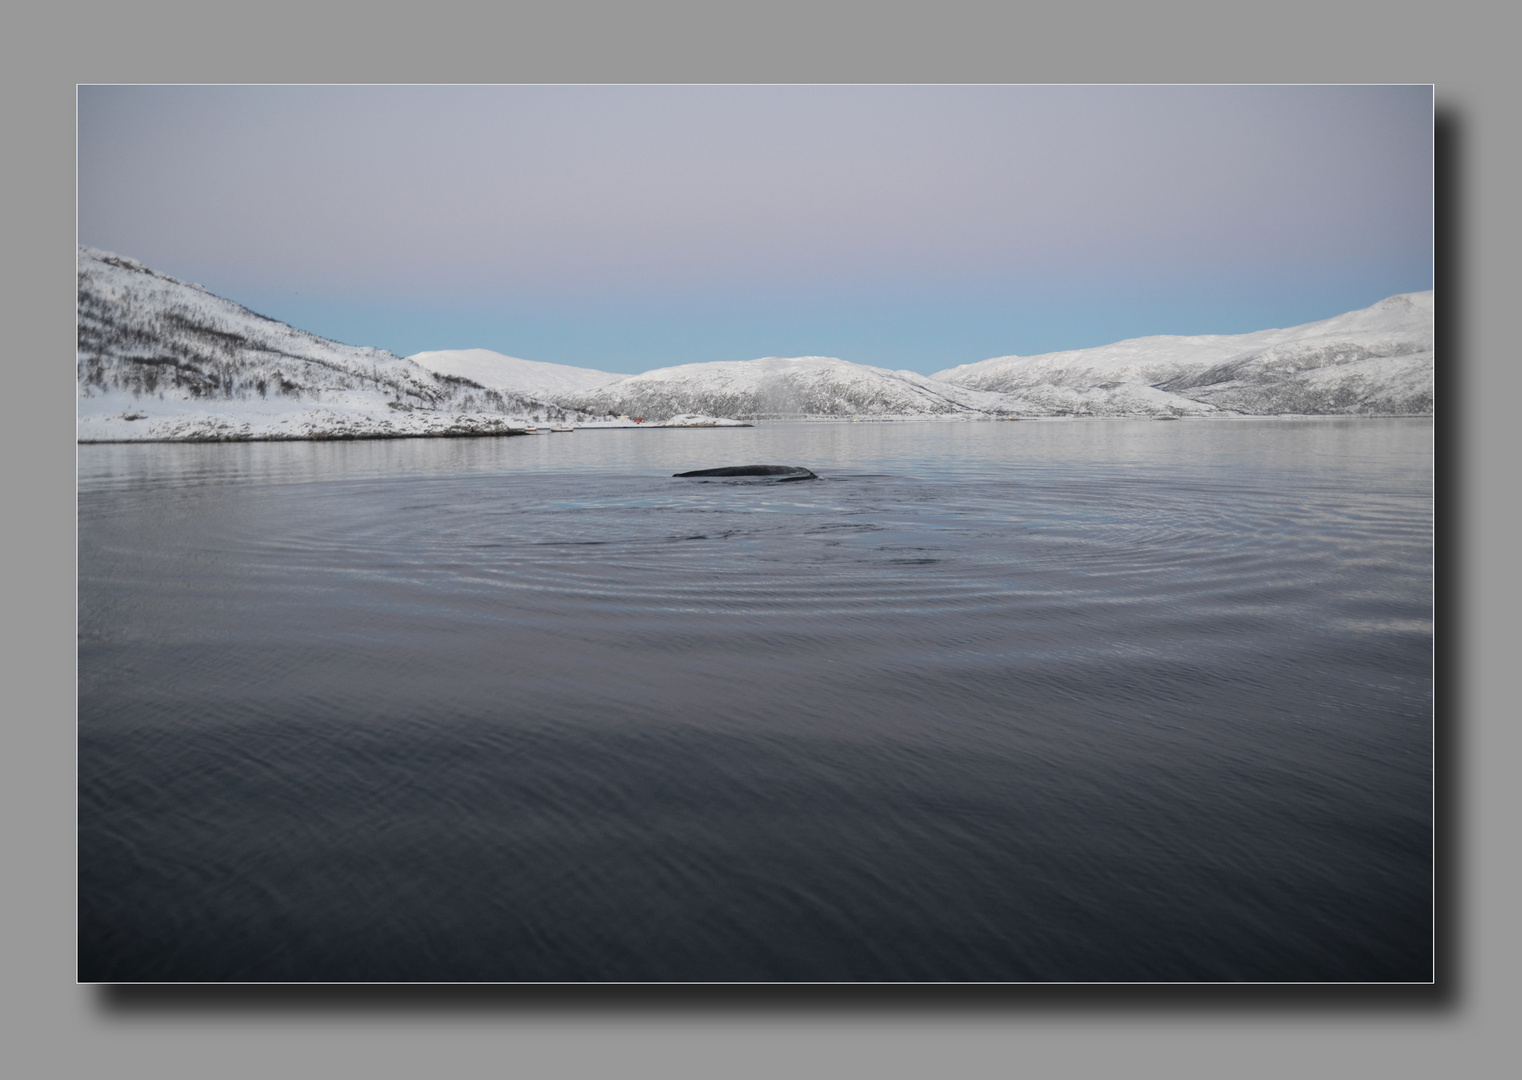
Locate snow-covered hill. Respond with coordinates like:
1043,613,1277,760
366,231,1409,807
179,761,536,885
555,293,1432,421
560,355,1022,422
408,348,621,398
77,246,1434,439
77,248,591,441
931,292,1434,417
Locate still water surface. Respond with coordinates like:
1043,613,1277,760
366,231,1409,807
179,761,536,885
78,420,1433,980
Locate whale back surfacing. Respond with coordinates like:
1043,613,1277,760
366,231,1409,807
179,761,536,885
673,465,819,481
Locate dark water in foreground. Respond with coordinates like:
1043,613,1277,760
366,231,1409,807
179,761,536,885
78,419,1433,981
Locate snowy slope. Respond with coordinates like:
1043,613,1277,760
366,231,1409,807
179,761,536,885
77,248,592,441
560,355,1023,421
932,292,1433,416
78,246,1434,439
408,348,621,398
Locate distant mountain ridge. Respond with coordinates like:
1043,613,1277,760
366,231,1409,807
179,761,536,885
76,247,590,441
77,246,1433,441
560,355,1018,422
555,292,1432,421
930,291,1433,417
408,348,620,398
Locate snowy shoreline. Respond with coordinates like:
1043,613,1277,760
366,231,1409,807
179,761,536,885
77,411,1428,444
75,409,752,443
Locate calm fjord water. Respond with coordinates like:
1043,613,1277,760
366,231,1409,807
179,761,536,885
78,420,1433,981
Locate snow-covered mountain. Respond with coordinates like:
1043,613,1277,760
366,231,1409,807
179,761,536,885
77,248,590,441
560,355,1021,421
557,293,1432,421
931,292,1434,417
77,246,1434,440
408,348,621,399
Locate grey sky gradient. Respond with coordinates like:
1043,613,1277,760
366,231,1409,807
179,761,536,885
78,85,1433,373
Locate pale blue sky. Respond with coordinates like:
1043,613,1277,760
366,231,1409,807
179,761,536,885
78,85,1433,374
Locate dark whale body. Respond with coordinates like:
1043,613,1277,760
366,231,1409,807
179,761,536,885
673,465,819,481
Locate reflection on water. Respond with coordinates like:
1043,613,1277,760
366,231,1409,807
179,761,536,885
78,420,1433,981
